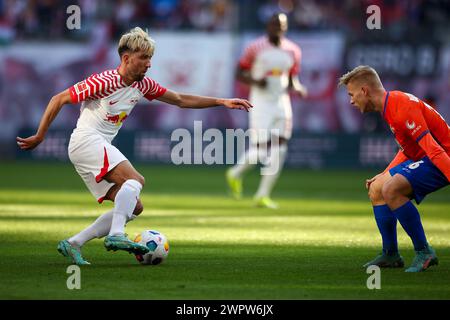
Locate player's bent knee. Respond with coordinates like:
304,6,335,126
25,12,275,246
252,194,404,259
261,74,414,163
135,175,145,188
368,181,384,204
381,180,399,204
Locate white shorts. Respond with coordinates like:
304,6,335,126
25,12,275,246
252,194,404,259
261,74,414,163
249,114,292,144
68,131,127,203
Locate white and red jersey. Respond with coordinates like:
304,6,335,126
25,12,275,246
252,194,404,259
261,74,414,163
239,36,301,119
69,68,166,143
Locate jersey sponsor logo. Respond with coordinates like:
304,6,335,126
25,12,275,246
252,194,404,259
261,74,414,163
109,100,119,105
130,99,139,104
104,111,128,126
265,68,283,76
411,125,422,136
406,120,416,130
74,81,88,95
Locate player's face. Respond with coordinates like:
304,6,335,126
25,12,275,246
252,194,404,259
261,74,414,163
346,82,371,113
126,50,152,81
267,14,288,39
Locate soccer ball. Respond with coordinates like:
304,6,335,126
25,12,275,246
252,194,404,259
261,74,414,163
133,230,169,265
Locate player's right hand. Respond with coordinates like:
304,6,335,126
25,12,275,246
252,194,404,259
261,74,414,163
16,135,44,150
223,98,253,112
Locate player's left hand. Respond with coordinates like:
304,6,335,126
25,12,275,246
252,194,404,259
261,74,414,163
223,99,253,112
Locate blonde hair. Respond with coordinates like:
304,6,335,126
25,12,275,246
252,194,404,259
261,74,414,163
338,65,383,88
118,27,155,57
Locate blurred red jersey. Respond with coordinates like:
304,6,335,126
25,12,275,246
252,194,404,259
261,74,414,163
383,90,450,181
383,91,450,159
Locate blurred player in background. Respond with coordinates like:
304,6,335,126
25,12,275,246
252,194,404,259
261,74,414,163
340,65,450,272
226,13,307,209
17,27,252,265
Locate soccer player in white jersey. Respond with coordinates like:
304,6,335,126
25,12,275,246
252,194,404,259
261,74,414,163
16,27,252,265
226,13,307,209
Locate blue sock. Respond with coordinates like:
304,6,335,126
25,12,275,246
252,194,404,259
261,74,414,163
373,205,398,255
392,201,428,251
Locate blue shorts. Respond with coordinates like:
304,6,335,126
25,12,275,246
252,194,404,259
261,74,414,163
389,156,449,204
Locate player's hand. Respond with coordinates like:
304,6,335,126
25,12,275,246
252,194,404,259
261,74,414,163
296,84,308,98
223,99,253,112
16,135,44,150
365,173,383,190
254,78,267,89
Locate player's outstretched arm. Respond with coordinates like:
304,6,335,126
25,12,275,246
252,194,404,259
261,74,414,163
156,89,253,112
16,89,72,150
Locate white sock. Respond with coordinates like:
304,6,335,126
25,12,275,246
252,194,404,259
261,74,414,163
255,143,287,199
228,145,260,178
108,179,142,236
68,210,137,247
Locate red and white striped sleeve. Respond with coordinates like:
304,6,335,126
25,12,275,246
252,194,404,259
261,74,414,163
69,70,122,103
142,77,167,101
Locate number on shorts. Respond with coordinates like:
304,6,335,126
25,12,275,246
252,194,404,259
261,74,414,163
408,160,424,170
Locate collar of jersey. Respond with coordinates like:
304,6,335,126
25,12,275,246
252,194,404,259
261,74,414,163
116,67,134,87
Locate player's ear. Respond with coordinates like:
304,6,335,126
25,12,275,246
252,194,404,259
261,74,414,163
121,52,130,65
361,86,369,96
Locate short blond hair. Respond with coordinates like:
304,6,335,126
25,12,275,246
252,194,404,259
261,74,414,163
338,65,383,88
118,27,155,57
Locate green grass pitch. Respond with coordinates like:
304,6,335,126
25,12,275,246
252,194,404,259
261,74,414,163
0,161,449,299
